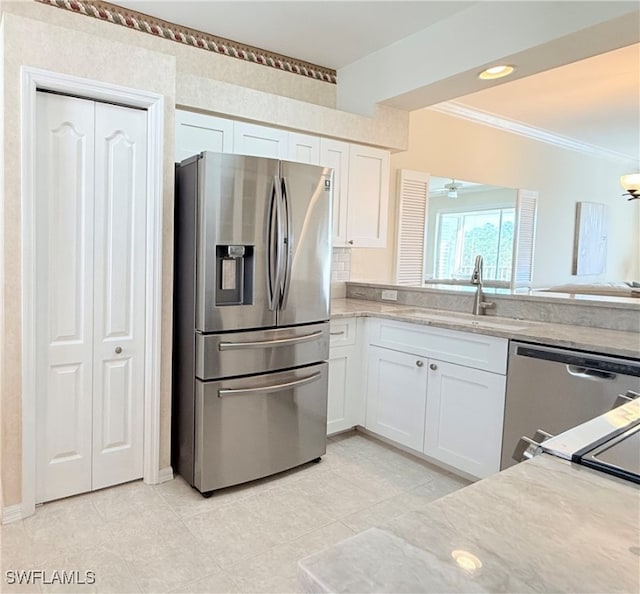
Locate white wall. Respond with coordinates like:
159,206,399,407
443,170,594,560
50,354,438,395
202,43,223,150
350,108,640,288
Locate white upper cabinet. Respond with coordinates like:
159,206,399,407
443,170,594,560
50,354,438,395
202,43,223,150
174,112,391,248
288,132,321,164
346,144,390,248
175,110,233,162
233,121,289,159
320,139,350,247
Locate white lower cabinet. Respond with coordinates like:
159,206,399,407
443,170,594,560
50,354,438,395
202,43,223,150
424,361,506,477
365,346,427,451
327,318,362,434
363,318,508,479
328,347,357,434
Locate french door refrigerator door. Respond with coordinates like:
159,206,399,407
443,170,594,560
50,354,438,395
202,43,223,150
276,161,332,327
196,152,279,332
194,362,328,493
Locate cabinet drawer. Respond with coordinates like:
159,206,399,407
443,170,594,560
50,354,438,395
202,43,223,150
329,318,357,347
368,318,507,374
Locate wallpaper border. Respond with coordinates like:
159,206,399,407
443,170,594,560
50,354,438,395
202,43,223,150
34,0,338,84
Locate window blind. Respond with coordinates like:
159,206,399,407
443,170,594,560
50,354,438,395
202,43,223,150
511,189,538,287
394,170,429,285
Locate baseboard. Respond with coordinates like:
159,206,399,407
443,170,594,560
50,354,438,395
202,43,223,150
157,466,174,484
2,503,24,524
327,426,358,438
354,426,477,483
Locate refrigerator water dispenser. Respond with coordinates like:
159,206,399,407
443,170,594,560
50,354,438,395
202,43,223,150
215,245,253,305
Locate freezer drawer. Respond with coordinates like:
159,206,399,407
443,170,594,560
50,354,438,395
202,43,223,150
195,322,329,380
194,363,328,493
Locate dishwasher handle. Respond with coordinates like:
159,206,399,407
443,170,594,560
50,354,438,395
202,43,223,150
566,365,616,381
512,429,555,463
512,343,640,378
613,390,640,407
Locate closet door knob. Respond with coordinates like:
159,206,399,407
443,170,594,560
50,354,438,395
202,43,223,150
429,363,437,371
416,360,424,367
115,346,122,354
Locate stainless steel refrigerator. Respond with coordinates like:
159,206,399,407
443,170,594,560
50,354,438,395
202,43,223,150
172,151,332,496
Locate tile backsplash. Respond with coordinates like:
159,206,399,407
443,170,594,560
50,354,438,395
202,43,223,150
331,247,351,282
330,247,351,298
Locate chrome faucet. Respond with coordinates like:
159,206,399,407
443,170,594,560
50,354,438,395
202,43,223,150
470,255,495,315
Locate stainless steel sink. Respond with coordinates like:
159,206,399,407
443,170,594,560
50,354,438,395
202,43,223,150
397,309,529,332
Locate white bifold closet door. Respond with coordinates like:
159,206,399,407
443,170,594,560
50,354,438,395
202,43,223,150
35,91,147,503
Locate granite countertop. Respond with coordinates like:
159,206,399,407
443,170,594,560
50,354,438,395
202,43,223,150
298,454,640,593
330,298,640,359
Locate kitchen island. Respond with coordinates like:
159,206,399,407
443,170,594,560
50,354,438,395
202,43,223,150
298,453,640,593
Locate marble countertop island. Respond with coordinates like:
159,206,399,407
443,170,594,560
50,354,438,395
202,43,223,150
298,454,640,593
330,298,640,359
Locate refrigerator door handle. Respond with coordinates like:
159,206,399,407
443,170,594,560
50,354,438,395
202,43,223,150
267,176,284,310
218,330,323,350
279,176,293,309
217,372,321,397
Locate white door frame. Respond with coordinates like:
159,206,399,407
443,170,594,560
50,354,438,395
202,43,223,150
20,66,167,519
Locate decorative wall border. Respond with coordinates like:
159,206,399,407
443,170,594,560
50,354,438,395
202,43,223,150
33,0,337,84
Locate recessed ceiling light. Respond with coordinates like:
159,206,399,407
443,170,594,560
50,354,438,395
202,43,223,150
478,65,515,80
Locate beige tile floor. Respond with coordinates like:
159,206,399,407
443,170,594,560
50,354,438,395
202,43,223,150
1,432,471,594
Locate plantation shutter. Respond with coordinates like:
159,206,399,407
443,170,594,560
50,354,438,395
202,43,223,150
511,189,538,288
394,170,429,285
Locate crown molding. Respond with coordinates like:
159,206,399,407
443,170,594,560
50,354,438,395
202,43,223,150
33,0,337,84
430,101,636,166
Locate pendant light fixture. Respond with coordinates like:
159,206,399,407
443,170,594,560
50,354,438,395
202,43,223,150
620,173,640,200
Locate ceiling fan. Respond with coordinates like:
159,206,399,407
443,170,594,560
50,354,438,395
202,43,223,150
444,179,462,199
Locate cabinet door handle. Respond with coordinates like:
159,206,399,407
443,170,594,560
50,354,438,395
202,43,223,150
330,331,345,336
416,360,424,367
347,240,354,245
429,363,437,370
115,346,122,354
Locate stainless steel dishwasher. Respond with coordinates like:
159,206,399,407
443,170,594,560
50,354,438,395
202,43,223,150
501,341,640,469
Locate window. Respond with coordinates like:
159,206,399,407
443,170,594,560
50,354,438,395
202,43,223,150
394,170,537,289
433,207,515,283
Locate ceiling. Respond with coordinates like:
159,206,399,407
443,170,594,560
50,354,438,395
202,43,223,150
448,43,640,161
114,1,639,162
114,1,474,69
